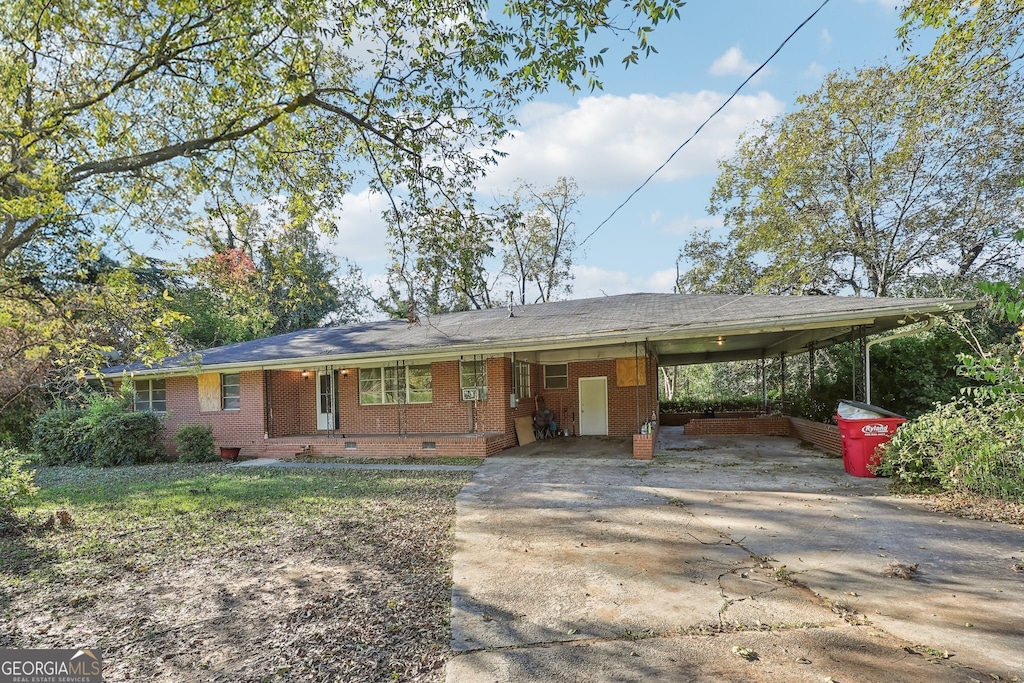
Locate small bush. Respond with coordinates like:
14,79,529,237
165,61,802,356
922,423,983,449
175,424,216,463
660,396,764,413
88,412,166,467
0,447,38,514
877,396,1024,501
33,408,91,465
0,391,41,450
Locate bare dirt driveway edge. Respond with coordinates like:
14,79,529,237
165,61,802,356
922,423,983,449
445,432,1024,682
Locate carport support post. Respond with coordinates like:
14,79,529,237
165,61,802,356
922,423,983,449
807,343,815,392
808,342,816,403
854,329,867,403
760,354,767,413
780,352,786,404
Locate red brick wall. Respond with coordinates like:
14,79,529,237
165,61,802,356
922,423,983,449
633,424,657,459
789,417,842,455
159,370,266,458
538,358,658,437
154,354,662,457
268,370,311,437
335,361,478,434
684,416,792,437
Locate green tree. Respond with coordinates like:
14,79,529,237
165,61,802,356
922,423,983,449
379,176,583,316
899,0,1024,103
679,65,1024,296
174,200,371,344
172,248,275,347
498,176,582,305
1,0,682,267
0,252,186,404
382,202,497,315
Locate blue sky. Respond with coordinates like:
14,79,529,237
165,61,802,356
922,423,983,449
331,0,914,302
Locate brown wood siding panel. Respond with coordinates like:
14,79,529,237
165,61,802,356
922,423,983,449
616,357,647,387
197,373,221,412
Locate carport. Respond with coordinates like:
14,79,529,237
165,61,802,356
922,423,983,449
642,295,973,409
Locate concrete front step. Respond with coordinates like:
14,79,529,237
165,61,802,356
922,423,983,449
260,444,310,459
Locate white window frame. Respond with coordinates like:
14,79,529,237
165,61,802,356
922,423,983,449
134,378,167,413
543,364,568,390
460,360,488,401
514,360,531,400
221,373,241,410
358,365,433,405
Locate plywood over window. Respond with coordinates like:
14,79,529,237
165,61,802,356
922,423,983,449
198,373,221,412
616,357,647,387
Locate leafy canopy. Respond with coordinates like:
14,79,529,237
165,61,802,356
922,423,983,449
679,65,1024,297
1,0,683,267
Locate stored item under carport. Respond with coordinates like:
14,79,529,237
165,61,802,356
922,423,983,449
835,400,906,477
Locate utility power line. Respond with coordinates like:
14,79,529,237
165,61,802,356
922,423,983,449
579,0,833,247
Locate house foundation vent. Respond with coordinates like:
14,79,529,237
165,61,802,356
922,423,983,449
345,441,357,450
422,442,437,450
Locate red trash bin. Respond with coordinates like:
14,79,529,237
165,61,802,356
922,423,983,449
835,401,906,478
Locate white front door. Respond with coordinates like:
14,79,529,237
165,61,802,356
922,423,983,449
316,371,336,431
578,376,608,436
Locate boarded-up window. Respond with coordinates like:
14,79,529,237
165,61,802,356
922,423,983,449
616,358,647,387
198,373,221,412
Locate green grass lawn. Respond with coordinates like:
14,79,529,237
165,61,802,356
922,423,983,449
1,463,472,682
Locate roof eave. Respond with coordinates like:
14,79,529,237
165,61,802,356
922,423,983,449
98,299,974,378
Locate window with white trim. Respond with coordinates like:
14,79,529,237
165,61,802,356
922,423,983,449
543,364,568,390
359,365,433,405
134,378,167,412
514,360,531,399
221,373,240,410
460,360,488,401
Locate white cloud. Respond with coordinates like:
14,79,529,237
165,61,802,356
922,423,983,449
802,61,827,81
653,213,724,237
570,264,677,298
819,28,833,47
482,90,785,194
708,46,758,77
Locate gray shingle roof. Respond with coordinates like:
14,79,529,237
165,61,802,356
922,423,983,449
100,292,973,376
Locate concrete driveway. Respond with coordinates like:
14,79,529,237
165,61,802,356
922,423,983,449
446,429,1024,682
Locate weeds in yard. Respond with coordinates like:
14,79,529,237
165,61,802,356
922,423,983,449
622,628,659,641
883,561,920,580
2,462,472,682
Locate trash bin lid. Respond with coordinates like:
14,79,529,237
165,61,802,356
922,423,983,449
837,400,905,420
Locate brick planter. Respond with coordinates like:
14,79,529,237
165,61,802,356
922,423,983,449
633,424,658,460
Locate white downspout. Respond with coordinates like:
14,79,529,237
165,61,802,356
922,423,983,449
865,318,937,405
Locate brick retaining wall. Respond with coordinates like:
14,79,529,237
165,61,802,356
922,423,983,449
674,416,842,456
683,416,792,437
787,417,842,455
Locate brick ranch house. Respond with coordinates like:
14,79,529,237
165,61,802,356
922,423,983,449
99,293,972,460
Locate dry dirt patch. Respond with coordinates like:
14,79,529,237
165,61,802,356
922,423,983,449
1,463,471,682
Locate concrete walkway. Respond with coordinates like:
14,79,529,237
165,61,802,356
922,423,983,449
446,430,1024,682
229,458,478,472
